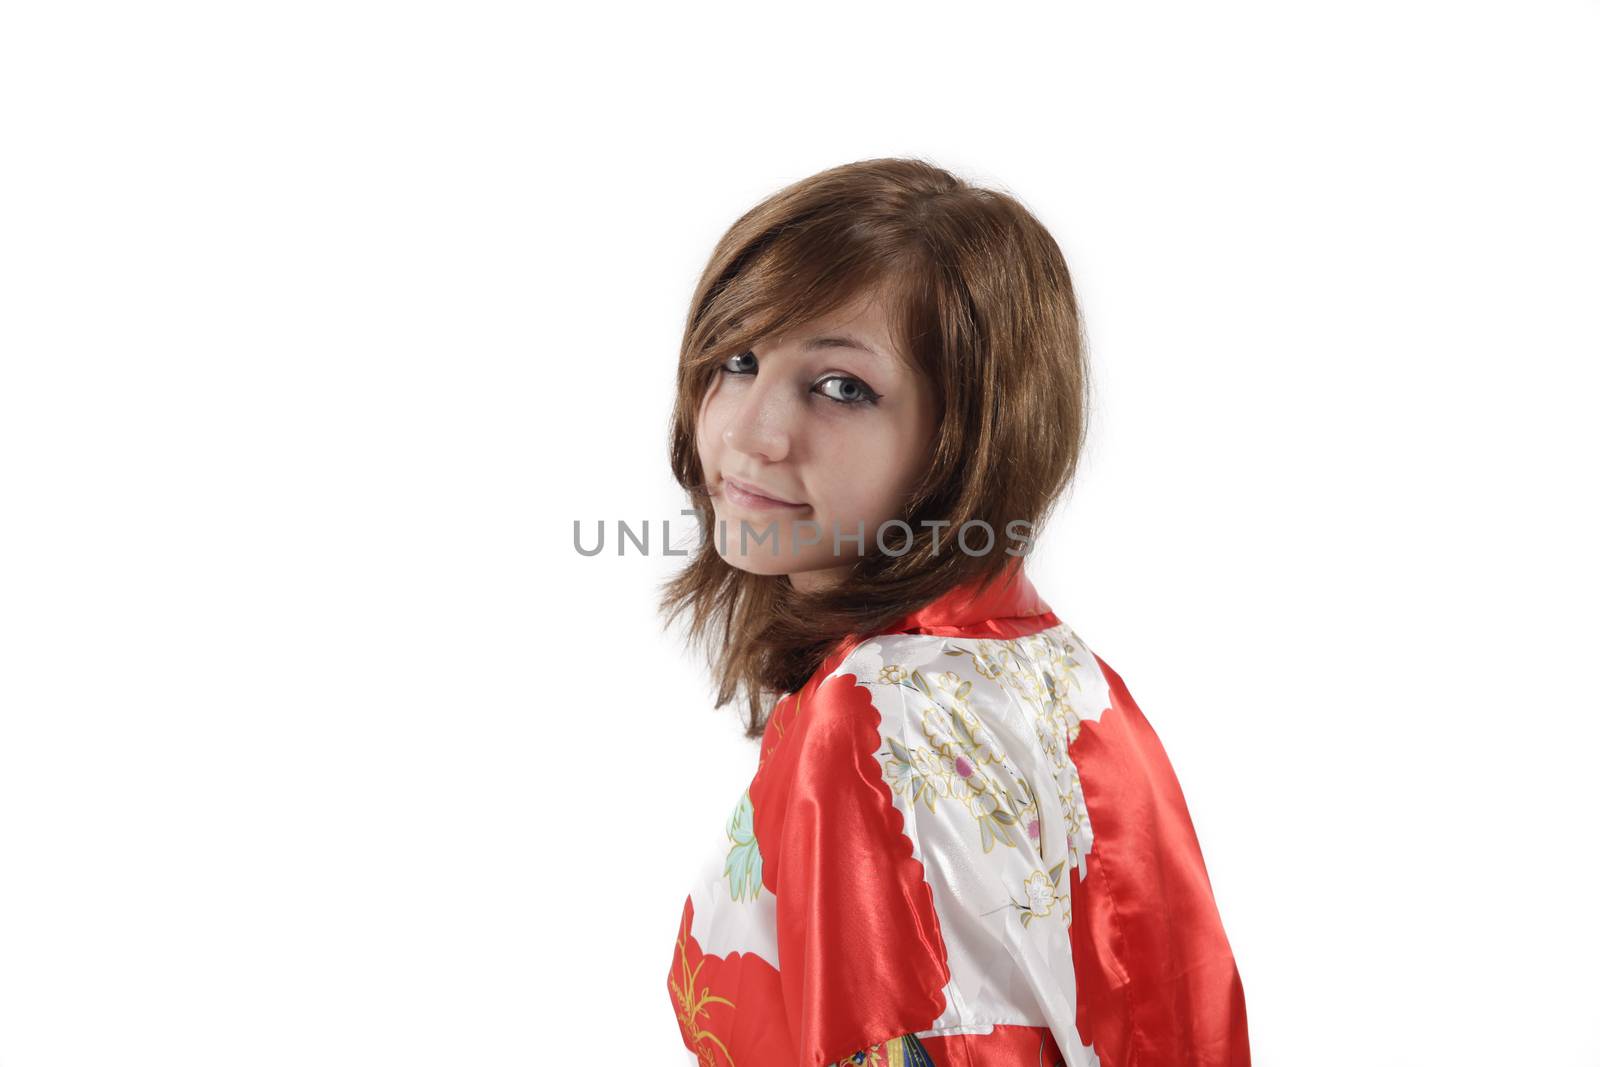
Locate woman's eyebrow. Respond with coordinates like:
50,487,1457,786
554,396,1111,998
803,333,887,362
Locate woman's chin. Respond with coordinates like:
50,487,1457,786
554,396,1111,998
715,549,799,577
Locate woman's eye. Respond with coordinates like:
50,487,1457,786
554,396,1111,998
815,375,881,406
716,353,878,407
721,350,758,375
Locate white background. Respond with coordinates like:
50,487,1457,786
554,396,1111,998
2,1,1596,1063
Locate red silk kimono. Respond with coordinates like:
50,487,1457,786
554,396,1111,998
668,560,1250,1066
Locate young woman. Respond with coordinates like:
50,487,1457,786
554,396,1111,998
662,158,1251,1067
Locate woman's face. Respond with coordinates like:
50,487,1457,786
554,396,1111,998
696,289,937,593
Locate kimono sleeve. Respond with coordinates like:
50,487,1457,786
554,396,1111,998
748,670,953,1067
1068,653,1252,1065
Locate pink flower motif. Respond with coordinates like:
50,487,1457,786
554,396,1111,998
1026,818,1041,840
955,756,974,778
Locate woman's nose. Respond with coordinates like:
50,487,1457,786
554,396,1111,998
721,375,795,463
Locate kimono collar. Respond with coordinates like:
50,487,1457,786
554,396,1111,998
811,558,1062,681
879,557,1059,640
804,557,1061,698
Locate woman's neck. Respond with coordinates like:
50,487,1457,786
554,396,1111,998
787,564,853,595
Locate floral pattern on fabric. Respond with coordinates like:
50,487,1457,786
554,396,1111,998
1015,862,1072,927
877,668,1043,855
947,632,1098,879
723,788,763,901
832,1032,937,1066
668,895,791,1066
668,562,1251,1066
829,629,1105,984
670,902,736,1066
863,628,1098,872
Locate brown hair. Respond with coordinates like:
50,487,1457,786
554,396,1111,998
659,156,1090,738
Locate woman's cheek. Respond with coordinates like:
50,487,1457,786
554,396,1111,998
826,487,886,540
696,399,727,466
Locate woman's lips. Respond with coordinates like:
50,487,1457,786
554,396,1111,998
721,475,808,511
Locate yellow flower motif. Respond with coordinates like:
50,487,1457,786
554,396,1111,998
969,638,1017,680
1023,869,1057,918
879,663,908,684
967,788,1000,819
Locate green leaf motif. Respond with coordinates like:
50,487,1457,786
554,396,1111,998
723,790,764,902
948,710,969,744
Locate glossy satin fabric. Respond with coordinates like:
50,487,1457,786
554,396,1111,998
1067,656,1250,1064
668,561,1250,1066
752,670,950,1062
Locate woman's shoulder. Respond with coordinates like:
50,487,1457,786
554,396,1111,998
819,620,1117,734
761,619,1252,1063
